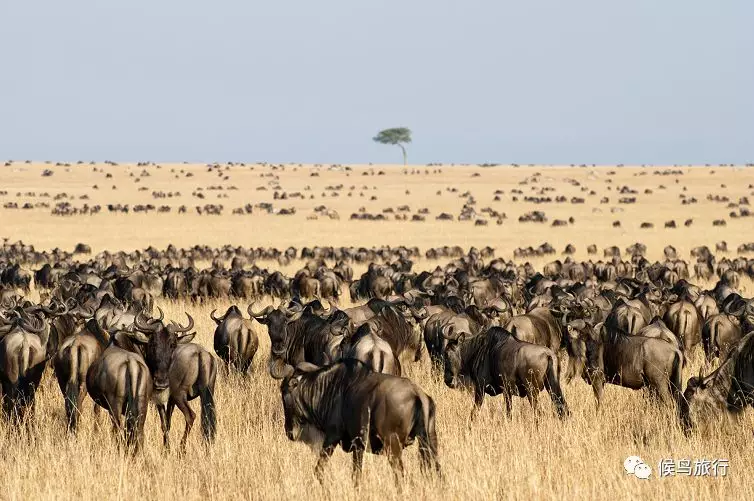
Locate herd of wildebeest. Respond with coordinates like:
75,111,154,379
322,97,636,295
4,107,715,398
1,239,753,484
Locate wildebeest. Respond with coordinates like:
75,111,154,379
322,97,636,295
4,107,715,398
570,326,683,411
53,319,108,431
663,300,703,356
443,327,568,421
505,306,567,354
280,359,441,485
250,301,352,378
337,321,401,376
0,313,55,423
86,331,153,450
680,332,754,434
132,310,217,450
211,305,259,373
701,313,743,363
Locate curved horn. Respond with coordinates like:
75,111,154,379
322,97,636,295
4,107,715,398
155,306,164,322
134,310,159,333
248,303,274,318
210,309,223,323
421,275,433,290
173,313,194,333
724,300,745,317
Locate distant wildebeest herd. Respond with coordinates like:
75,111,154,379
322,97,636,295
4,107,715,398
4,161,754,231
1,239,754,484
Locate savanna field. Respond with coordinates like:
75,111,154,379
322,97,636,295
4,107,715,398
1,161,753,501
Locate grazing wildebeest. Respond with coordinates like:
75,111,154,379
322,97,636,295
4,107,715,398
211,305,259,373
280,359,441,485
86,331,153,451
132,311,217,451
680,332,754,434
443,327,568,421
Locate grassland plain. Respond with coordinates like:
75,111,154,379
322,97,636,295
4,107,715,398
0,162,752,500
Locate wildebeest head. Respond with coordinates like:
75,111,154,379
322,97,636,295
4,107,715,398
563,319,590,382
249,302,304,378
680,367,723,434
249,303,293,351
565,322,604,385
280,362,322,442
132,307,195,391
442,333,466,389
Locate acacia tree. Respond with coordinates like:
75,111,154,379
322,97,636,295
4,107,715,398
372,127,412,166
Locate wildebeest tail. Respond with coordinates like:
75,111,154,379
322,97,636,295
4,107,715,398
64,345,86,431
199,351,217,442
124,360,143,449
413,394,441,476
19,336,31,378
544,354,569,419
670,349,683,415
678,309,691,367
707,319,719,362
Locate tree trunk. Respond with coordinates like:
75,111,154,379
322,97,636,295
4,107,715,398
399,144,407,166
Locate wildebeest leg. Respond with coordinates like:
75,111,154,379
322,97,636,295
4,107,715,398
314,441,337,484
386,435,405,487
469,385,485,425
156,403,170,450
526,388,541,424
108,402,125,447
351,447,365,487
591,374,605,412
503,392,513,419
241,358,253,375
175,397,195,454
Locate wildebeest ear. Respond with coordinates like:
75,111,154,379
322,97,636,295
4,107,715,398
253,316,269,325
285,376,300,390
178,332,196,344
128,331,150,344
457,333,466,344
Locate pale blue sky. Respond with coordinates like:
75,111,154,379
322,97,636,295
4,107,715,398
1,1,752,164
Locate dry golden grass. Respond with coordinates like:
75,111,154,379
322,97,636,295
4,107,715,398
0,163,752,500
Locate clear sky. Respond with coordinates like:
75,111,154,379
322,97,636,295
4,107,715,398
1,1,752,165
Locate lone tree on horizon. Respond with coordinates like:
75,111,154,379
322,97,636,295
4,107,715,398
373,127,412,166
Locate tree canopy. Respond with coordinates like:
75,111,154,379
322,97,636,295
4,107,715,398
373,127,412,165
